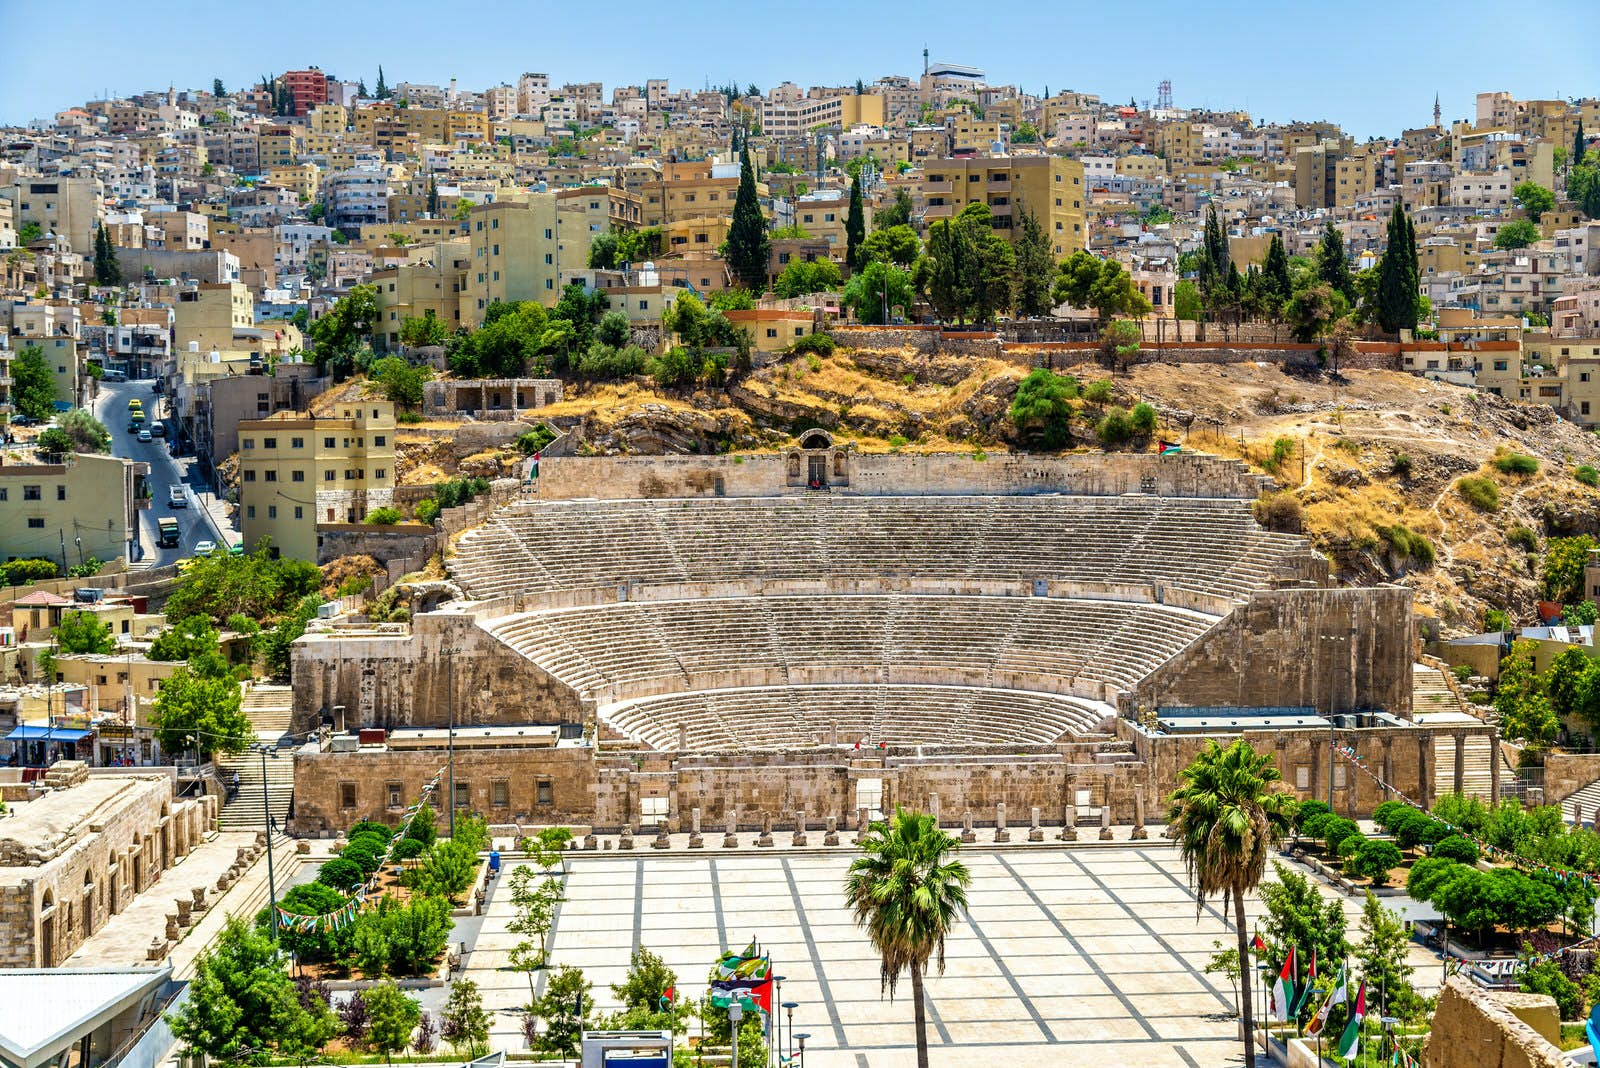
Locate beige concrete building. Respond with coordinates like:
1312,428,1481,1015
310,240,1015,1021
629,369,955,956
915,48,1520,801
172,283,255,354
237,400,397,561
0,453,146,566
922,155,1086,256
464,195,559,327
2,176,103,255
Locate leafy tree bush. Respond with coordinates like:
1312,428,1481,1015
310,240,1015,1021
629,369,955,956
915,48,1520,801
575,342,648,379
362,980,422,1057
56,610,114,654
440,977,490,1057
1295,800,1332,830
1129,402,1158,436
843,259,916,324
1391,453,1413,477
1095,408,1134,446
1431,835,1479,864
152,666,251,758
364,507,404,525
148,617,221,663
1494,453,1540,476
11,346,60,420
516,426,557,455
1352,839,1403,885
1380,524,1436,569
1494,219,1541,250
6,558,58,583
1457,476,1500,511
789,333,835,357
392,837,425,861
1009,369,1078,448
342,844,381,877
1543,536,1597,603
368,356,432,410
1577,465,1600,487
264,882,354,963
773,259,842,299
1251,491,1305,534
434,477,490,510
1322,817,1361,854
163,545,320,625
1082,379,1114,404
528,966,592,1056
407,840,478,902
1508,525,1539,551
317,858,365,892
1370,801,1408,832
1520,955,1583,1020
404,803,438,847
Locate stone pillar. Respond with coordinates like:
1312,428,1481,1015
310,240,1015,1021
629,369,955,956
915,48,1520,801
824,814,839,846
854,808,869,845
1417,732,1433,812
993,802,1010,843
1575,803,1585,830
1132,789,1148,840
792,810,808,848
757,812,774,848
961,809,975,844
175,898,192,926
677,724,688,751
1309,739,1324,806
1453,731,1466,796
1028,805,1043,842
619,824,635,851
1489,736,1501,803
929,794,941,827
652,820,670,849
1099,798,1114,841
722,810,739,849
688,807,704,849
1059,796,1079,841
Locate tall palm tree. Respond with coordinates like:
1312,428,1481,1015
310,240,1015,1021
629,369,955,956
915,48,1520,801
1167,739,1297,1068
843,807,970,1068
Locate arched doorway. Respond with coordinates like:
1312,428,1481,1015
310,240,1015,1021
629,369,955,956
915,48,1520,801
38,889,56,967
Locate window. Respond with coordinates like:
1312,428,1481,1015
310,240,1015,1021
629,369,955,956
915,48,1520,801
537,780,553,805
294,505,303,519
23,485,40,501
339,782,357,809
263,437,277,449
264,470,277,482
324,470,334,482
291,437,304,449
242,439,254,450
491,780,510,808
1295,765,1310,789
27,517,44,529
374,435,386,447
387,782,404,809
375,468,387,480
454,781,470,809
640,796,668,823
243,470,256,481
1333,766,1347,788
55,485,65,501
267,505,277,519
292,469,304,482
766,328,778,339
247,505,256,518
324,437,335,448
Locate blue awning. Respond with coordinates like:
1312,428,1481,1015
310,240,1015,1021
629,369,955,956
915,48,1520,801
4,726,90,742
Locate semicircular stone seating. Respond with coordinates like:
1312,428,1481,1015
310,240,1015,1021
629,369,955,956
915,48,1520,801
460,494,1320,751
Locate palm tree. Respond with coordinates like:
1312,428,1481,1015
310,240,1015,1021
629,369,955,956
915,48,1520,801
1167,739,1297,1068
844,808,970,1068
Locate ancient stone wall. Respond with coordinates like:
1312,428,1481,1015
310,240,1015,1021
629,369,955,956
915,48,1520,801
1131,587,1415,717
0,776,209,967
534,451,1269,502
316,527,434,567
1542,751,1600,805
289,744,598,836
1422,977,1566,1068
291,611,587,734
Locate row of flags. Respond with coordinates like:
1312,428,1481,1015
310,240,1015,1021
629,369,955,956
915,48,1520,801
1263,941,1367,1061
708,941,775,1014
275,767,445,933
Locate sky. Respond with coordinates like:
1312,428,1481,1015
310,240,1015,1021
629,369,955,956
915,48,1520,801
3,0,1597,140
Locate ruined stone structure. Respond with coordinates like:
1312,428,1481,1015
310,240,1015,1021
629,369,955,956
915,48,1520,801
289,447,1460,835
0,768,215,967
1422,977,1566,1068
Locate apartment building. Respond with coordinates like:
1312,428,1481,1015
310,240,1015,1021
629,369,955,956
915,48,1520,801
325,166,391,233
237,401,397,561
373,239,473,348
173,283,255,354
1,176,103,255
921,155,1086,256
0,453,147,565
279,69,330,117
196,361,327,465
463,194,559,325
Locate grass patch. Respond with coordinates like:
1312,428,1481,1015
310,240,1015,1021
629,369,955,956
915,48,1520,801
1457,476,1500,511
1577,464,1600,487
1507,525,1538,551
1494,452,1539,476
1380,524,1436,568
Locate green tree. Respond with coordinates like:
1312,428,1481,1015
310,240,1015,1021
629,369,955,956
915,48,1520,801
1576,119,1588,168
52,408,111,452
375,66,389,100
529,965,591,1056
843,808,970,1068
398,310,448,349
845,173,866,267
1521,954,1583,1020
1286,283,1345,343
842,260,914,325
1053,250,1151,322
858,224,921,267
1259,235,1292,311
363,980,422,1060
407,839,479,903
369,355,431,410
167,917,337,1060
152,666,251,758
261,882,352,963
1495,639,1559,748
1258,861,1349,996
1543,535,1596,603
1352,839,1403,885
93,222,123,287
1199,204,1232,306
426,178,440,217
11,345,59,420
507,861,566,1001
258,593,325,679
875,188,914,228
1167,740,1296,1068
1009,368,1079,448
56,610,114,655
1355,891,1419,1019
773,259,842,299
1494,219,1541,250
725,150,770,291
1014,209,1057,318
1376,205,1419,334
449,300,551,378
1315,222,1355,301
924,215,973,324
1513,182,1555,224
1547,647,1597,719
1011,120,1039,144
307,283,379,376
440,977,489,1057
1174,280,1202,321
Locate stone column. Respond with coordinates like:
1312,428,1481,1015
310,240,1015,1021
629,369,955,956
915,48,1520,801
1028,805,1043,843
1132,789,1148,840
855,808,869,844
1489,735,1501,803
652,820,670,849
929,794,941,827
1099,795,1114,841
1417,732,1433,812
757,812,774,848
1575,803,1586,830
1453,731,1466,796
688,807,704,849
677,724,688,751
961,809,975,844
824,814,839,846
619,824,635,850
994,802,1010,843
792,810,808,848
1309,738,1324,806
722,809,739,849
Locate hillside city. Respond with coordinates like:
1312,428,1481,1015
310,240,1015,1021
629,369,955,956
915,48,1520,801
2,53,1600,1068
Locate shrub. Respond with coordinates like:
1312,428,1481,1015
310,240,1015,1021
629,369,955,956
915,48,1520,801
415,498,441,524
342,844,381,876
1451,663,1473,684
1295,800,1332,830
887,434,909,450
1252,491,1305,533
1521,958,1583,1021
1431,835,1480,864
576,343,647,380
1353,839,1404,885
1380,525,1435,569
1323,817,1361,854
1391,453,1413,477
1300,811,1336,841
1484,608,1510,632
365,507,404,525
1577,464,1600,487
391,838,426,861
346,832,391,858
1457,476,1500,511
1494,453,1539,476
1267,436,1296,471
6,558,58,584
1507,525,1539,552
349,821,392,840
1095,407,1133,446
1392,809,1449,849
318,857,365,891
1082,379,1113,404
404,803,437,847
789,333,835,357
1337,830,1367,861
1129,402,1158,436
435,477,490,510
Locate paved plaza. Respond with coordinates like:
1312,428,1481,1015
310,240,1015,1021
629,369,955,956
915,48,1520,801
464,842,1439,1068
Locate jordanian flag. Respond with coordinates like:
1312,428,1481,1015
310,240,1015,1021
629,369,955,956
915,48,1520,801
1293,947,1318,1014
1269,946,1296,1022
1305,962,1347,1037
1337,980,1367,1060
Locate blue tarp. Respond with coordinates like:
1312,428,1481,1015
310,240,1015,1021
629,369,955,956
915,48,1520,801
5,725,91,742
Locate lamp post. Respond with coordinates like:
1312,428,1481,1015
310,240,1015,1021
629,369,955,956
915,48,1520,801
793,1033,809,1067
443,645,457,837
259,744,280,937
728,1002,743,1068
780,1001,798,1066
769,977,785,1067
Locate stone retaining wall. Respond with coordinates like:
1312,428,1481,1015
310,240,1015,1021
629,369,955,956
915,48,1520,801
1423,977,1564,1068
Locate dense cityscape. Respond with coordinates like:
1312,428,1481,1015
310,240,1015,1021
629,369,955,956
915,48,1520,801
1,38,1600,1068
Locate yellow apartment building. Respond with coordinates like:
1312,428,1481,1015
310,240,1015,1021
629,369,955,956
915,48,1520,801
372,238,473,349
463,194,560,326
921,155,1086,256
173,283,255,354
237,401,398,561
0,453,145,566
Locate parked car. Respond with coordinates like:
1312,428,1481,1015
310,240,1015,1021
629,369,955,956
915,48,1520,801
193,539,217,556
136,429,153,443
150,422,166,438
168,486,187,507
102,370,128,382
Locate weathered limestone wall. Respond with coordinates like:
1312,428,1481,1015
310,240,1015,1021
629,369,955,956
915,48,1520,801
0,776,210,967
1542,751,1600,805
291,611,587,734
289,744,598,836
534,452,1269,502
1131,587,1415,717
1422,977,1566,1068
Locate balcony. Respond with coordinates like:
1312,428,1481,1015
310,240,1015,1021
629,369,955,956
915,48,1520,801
987,179,1011,193
922,180,954,194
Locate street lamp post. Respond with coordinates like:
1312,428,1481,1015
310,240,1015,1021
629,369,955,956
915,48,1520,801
444,646,456,837
793,1033,809,1067
770,977,785,1067
780,1001,798,1066
728,1002,743,1068
259,745,280,937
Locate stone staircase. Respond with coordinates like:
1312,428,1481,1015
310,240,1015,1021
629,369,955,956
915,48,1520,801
1433,733,1496,802
1563,779,1600,826
241,684,294,745
1413,664,1465,717
215,684,297,832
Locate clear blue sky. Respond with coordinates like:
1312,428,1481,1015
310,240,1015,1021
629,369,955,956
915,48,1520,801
3,0,1596,140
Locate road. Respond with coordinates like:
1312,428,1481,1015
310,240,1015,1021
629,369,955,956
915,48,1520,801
93,378,235,567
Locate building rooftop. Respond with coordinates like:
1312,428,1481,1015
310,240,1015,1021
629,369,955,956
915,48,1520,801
0,775,165,868
0,967,170,1068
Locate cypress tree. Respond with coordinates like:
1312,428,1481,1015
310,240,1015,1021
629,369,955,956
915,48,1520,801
426,178,440,217
1013,208,1056,318
375,66,389,100
845,173,866,268
1376,204,1418,334
1199,204,1231,306
1261,235,1292,307
724,149,770,291
1315,221,1354,302
1575,119,1587,168
93,222,122,287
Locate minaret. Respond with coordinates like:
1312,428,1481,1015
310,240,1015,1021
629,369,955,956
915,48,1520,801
1433,94,1441,129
